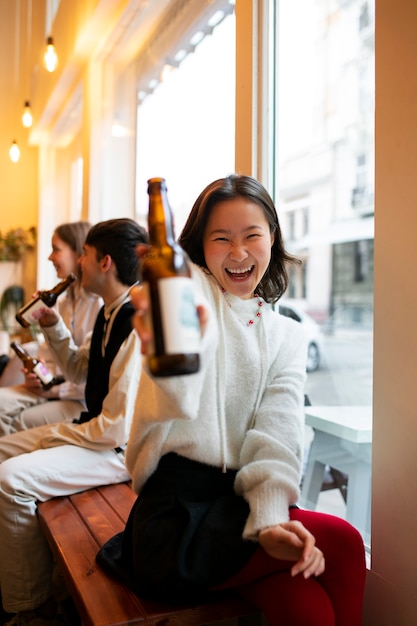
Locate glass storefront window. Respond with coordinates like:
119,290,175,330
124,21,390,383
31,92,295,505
135,10,235,235
275,0,374,406
275,0,374,551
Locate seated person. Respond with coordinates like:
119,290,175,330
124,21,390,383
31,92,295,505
98,175,366,626
0,217,148,625
0,221,102,435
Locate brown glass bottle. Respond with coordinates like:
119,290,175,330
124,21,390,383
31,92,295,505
10,341,65,390
15,273,77,328
141,177,200,376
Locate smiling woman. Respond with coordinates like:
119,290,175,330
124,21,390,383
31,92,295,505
202,197,274,301
98,173,366,626
0,221,102,427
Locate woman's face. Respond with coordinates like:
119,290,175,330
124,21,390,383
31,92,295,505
48,233,79,279
203,197,274,299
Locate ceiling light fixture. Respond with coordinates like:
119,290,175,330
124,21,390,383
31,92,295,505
9,140,21,163
22,101,33,128
44,36,58,72
161,63,175,83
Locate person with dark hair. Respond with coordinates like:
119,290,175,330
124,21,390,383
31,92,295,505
0,218,148,625
0,221,102,435
98,176,366,626
84,218,143,287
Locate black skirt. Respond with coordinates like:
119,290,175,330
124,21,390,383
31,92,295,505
96,453,258,602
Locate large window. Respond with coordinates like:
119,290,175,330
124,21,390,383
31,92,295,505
275,0,374,407
275,0,374,551
135,9,235,235
133,0,374,551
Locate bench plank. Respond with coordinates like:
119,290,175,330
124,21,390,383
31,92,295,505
38,492,145,626
38,483,260,626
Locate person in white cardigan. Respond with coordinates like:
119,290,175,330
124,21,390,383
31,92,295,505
98,175,366,626
0,221,103,435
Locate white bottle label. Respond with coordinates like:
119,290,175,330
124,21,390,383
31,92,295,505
33,362,54,385
148,277,200,355
21,299,47,325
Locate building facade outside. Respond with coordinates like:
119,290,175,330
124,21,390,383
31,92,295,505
277,0,374,329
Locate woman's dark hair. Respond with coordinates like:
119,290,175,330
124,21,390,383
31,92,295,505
54,221,91,280
85,218,148,286
179,174,300,303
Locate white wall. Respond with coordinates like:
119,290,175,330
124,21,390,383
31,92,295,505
363,1,417,623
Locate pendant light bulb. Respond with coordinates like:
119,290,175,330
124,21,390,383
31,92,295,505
44,36,58,73
22,101,33,128
9,140,20,163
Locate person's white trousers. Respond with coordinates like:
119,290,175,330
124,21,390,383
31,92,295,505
0,426,129,613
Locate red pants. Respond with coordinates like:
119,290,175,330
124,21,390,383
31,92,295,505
214,509,366,626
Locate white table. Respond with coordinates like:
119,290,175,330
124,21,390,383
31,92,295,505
299,406,372,545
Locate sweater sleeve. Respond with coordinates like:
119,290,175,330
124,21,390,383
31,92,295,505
41,317,91,384
54,289,102,401
234,321,308,540
37,330,141,450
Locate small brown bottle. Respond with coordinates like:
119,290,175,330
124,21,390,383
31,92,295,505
141,177,200,376
10,341,61,390
15,273,77,328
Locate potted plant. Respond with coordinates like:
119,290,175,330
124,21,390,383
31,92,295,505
0,226,36,262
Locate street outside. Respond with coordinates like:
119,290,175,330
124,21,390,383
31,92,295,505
305,328,373,407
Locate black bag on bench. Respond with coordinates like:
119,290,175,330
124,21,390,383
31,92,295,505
97,452,258,603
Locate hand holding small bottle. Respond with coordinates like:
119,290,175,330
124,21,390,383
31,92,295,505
10,341,65,392
19,289,60,327
23,368,60,399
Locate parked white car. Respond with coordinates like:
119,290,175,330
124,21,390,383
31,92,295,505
277,301,324,372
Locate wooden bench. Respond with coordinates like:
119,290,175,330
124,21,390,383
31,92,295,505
37,482,262,626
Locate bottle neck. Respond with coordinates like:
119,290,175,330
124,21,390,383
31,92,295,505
47,273,76,297
148,182,176,248
11,342,29,360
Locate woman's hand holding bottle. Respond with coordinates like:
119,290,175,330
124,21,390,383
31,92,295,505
130,283,208,357
36,305,60,327
15,273,76,328
131,236,208,358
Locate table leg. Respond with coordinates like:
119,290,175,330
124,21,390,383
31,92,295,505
299,442,327,511
345,459,371,544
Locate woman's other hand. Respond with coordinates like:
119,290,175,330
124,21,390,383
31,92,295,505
37,307,60,327
258,521,325,579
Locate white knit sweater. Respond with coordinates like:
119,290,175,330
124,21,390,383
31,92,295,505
126,266,307,540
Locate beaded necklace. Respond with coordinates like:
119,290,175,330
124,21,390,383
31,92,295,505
221,287,263,327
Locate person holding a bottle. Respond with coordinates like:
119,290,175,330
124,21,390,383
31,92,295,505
0,218,148,625
0,221,103,436
98,175,366,626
